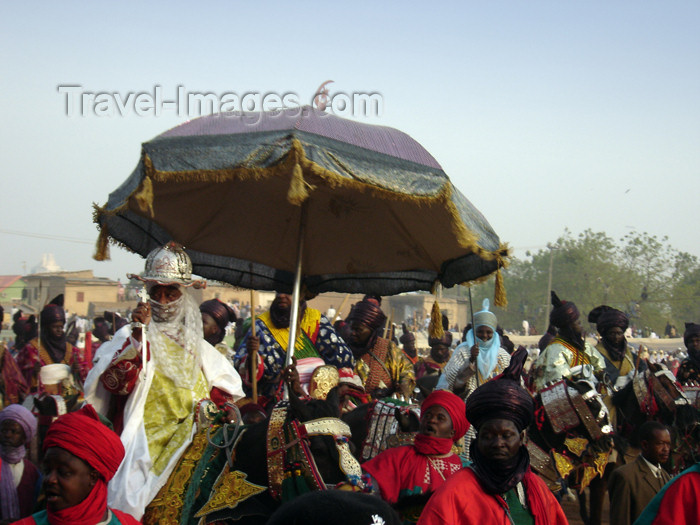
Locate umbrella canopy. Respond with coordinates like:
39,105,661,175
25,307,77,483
94,106,508,298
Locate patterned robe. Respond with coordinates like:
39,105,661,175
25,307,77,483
354,339,416,400
533,338,606,391
16,338,79,393
234,308,354,400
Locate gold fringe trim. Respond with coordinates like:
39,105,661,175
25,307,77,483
494,268,507,308
287,162,308,205
134,176,155,217
457,244,511,307
94,224,111,261
92,138,513,286
429,300,443,340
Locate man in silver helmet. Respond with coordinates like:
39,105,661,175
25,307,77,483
84,242,244,520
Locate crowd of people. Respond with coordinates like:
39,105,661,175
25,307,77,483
0,242,699,524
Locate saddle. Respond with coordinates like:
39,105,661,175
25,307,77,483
534,379,614,493
632,366,689,415
360,399,420,462
539,379,612,439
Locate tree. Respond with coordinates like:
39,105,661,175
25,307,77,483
442,229,700,335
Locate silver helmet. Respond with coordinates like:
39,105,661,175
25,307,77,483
128,242,204,288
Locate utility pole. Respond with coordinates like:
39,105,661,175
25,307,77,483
543,246,554,334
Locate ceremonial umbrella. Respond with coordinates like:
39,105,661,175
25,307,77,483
93,106,509,367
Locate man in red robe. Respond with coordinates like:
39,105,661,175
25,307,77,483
418,348,567,525
363,390,468,523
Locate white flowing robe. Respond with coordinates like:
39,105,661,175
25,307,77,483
84,325,244,519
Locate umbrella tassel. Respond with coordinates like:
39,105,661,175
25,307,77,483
287,163,309,205
494,268,507,308
93,226,111,261
134,176,155,217
429,300,443,340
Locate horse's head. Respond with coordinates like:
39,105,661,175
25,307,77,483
284,388,361,488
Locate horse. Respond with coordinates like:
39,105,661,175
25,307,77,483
613,363,698,472
143,387,362,525
527,377,614,525
341,399,421,463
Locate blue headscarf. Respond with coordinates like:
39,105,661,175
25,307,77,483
464,299,501,379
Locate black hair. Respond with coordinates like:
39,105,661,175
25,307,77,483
639,421,668,443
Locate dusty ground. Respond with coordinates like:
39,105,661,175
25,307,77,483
560,489,610,525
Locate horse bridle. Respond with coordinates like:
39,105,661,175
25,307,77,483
266,403,363,500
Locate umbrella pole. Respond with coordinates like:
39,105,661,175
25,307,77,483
468,286,479,387
284,205,307,398
250,289,257,404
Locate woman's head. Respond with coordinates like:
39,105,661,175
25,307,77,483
0,404,37,448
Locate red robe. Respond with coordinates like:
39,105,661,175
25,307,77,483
16,339,78,393
1,349,29,405
11,508,141,525
634,469,700,525
417,467,568,525
362,444,463,504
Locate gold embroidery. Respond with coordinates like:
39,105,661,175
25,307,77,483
579,465,598,493
309,365,339,400
143,427,210,524
593,450,610,478
553,451,574,478
267,403,288,500
142,338,209,475
194,466,266,518
564,437,589,457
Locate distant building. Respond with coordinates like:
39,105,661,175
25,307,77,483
31,253,62,274
22,270,118,317
0,275,25,328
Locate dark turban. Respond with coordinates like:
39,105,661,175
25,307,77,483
465,348,534,432
588,305,628,335
399,323,415,345
421,390,469,440
104,311,128,334
684,322,700,348
43,404,124,482
346,295,386,332
549,290,579,330
200,299,237,333
92,317,110,342
41,295,66,326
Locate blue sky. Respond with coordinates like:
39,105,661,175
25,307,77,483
1,1,698,281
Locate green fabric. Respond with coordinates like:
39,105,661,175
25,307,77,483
183,424,237,524
293,329,321,360
504,488,534,525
